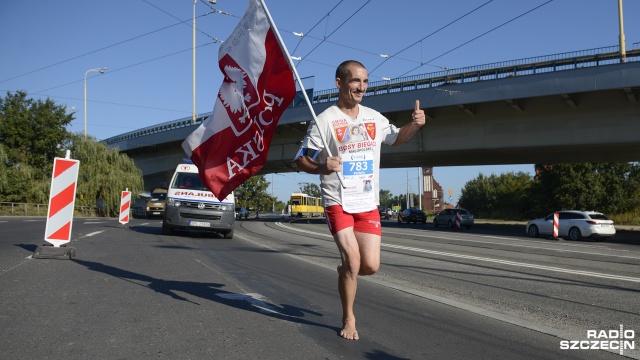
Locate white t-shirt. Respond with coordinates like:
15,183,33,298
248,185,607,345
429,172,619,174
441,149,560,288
295,104,400,209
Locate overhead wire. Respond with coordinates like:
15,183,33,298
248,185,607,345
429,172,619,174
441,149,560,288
34,42,216,94
298,0,372,64
0,13,214,84
290,0,345,55
368,0,494,76
6,1,556,122
395,0,555,78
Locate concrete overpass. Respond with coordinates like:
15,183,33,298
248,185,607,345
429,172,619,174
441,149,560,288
105,46,640,189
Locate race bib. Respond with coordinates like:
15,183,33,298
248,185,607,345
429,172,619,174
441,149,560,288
340,152,376,213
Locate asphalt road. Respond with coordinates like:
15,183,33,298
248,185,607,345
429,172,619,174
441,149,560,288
1,216,638,360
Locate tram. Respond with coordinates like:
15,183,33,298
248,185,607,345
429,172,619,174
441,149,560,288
290,193,324,217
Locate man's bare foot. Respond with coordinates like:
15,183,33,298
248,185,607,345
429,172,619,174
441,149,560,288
340,319,359,340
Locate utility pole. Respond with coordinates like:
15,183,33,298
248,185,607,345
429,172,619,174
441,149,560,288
618,0,627,62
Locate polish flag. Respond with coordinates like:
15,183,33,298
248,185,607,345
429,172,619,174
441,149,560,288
182,0,295,200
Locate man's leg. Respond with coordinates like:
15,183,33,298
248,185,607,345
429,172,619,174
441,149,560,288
333,229,381,340
334,227,361,340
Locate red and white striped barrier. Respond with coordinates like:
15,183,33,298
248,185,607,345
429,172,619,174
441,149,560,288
44,153,80,247
553,212,559,238
455,211,461,230
119,189,131,225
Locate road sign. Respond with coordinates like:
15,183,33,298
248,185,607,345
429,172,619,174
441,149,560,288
44,155,80,246
119,190,131,225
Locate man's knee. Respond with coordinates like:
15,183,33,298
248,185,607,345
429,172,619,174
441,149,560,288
341,258,361,277
359,263,379,276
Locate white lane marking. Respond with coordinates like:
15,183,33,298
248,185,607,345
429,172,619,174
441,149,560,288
276,221,640,259
1,260,30,276
390,231,640,260
275,222,640,283
237,230,640,359
215,293,288,316
382,243,640,283
86,231,104,237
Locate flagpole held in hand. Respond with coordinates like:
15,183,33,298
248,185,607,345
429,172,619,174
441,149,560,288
258,0,346,188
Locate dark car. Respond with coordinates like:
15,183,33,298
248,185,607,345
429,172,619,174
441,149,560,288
378,205,390,220
397,208,427,224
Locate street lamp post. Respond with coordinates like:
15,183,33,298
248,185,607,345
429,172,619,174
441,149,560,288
193,0,218,125
84,67,107,138
618,0,627,63
193,0,197,125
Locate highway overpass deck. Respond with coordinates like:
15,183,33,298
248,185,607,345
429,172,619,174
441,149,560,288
104,45,640,187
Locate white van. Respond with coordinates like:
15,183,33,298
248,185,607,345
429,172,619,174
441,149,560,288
162,162,235,238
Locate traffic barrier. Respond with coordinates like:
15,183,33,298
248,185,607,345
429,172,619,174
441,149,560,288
43,152,80,247
119,189,131,225
455,211,461,230
553,212,559,238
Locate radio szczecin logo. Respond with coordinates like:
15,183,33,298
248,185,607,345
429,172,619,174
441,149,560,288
560,325,636,355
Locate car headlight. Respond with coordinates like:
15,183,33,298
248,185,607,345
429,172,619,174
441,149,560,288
166,198,181,207
220,204,234,211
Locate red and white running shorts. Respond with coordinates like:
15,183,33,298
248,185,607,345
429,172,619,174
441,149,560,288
324,205,381,236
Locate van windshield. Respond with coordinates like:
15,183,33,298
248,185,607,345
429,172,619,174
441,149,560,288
172,173,208,191
150,193,167,201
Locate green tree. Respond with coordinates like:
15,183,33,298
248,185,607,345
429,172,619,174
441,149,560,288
459,171,533,219
0,91,73,203
0,91,145,216
0,145,7,193
299,182,321,198
273,200,287,212
531,163,640,216
236,175,276,211
63,134,144,217
0,91,72,171
379,189,393,207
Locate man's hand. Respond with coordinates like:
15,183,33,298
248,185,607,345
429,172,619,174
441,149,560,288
412,99,426,128
325,156,342,174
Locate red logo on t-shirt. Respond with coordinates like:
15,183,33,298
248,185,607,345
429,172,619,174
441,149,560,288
335,126,350,143
365,123,376,140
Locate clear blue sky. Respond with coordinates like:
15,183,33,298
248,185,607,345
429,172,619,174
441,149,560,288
1,0,638,204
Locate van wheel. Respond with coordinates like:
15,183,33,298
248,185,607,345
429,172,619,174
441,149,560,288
223,230,234,239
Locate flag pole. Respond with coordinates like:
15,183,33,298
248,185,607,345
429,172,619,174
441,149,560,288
258,0,345,186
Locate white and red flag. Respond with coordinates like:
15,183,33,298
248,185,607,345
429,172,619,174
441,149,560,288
182,0,295,200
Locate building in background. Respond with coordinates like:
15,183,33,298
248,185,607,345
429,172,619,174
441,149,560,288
421,167,444,212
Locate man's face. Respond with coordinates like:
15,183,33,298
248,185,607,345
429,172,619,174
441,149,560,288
336,64,368,106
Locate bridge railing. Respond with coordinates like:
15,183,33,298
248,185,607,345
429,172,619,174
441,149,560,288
104,45,639,146
313,45,638,102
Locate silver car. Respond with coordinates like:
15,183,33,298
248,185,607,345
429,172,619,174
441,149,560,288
526,210,615,241
433,208,474,228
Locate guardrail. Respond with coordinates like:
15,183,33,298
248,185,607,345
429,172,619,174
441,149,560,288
103,45,640,146
0,202,100,217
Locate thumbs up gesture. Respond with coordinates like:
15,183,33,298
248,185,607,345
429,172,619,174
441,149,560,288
412,100,426,128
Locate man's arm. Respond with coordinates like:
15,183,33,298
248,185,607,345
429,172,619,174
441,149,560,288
393,99,426,146
296,155,342,175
